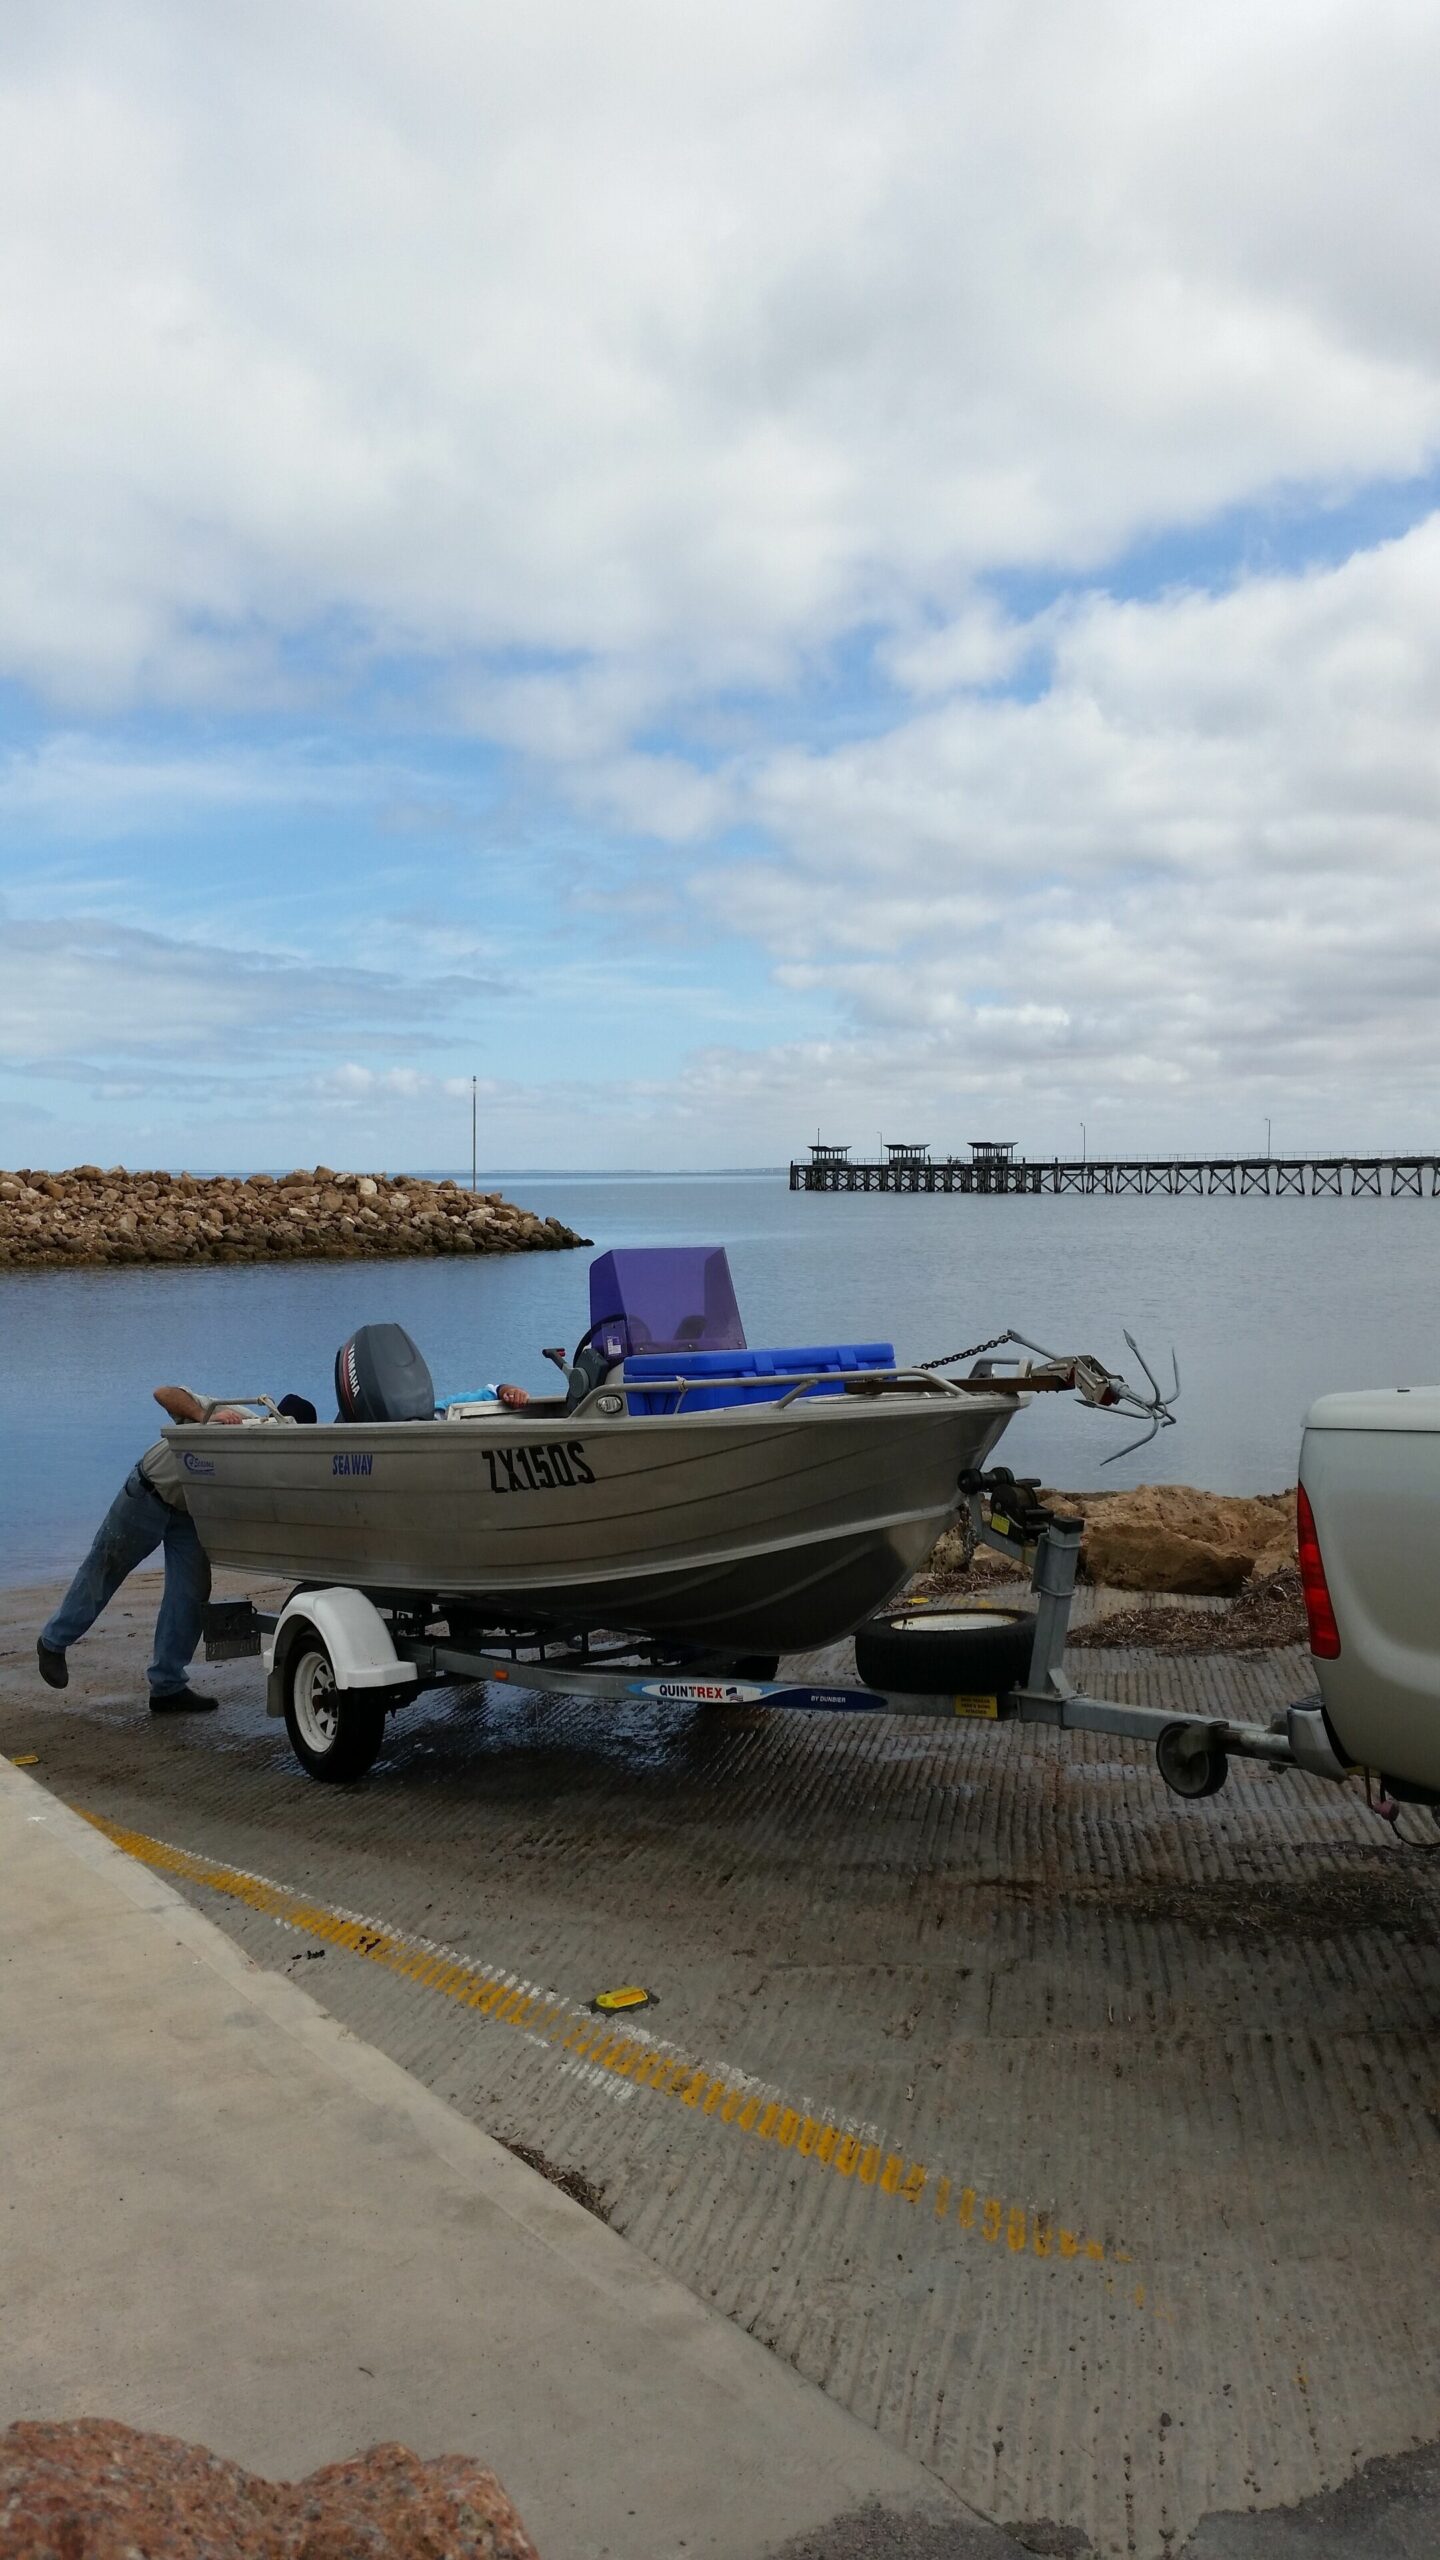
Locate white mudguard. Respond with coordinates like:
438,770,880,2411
264,1587,418,1716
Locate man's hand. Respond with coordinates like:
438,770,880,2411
153,1385,206,1424
153,1386,247,1425
497,1384,530,1410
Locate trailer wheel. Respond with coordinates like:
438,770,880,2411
282,1632,387,1782
853,1603,1034,1698
1156,1720,1229,1800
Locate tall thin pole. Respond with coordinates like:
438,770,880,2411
471,1077,477,1191
1265,1117,1271,1159
1080,1121,1087,1163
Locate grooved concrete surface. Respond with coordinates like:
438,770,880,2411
3,1570,1438,2559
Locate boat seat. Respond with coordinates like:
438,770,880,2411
335,1323,436,1423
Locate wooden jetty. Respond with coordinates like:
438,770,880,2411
790,1139,1440,1197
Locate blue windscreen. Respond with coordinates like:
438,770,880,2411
588,1247,746,1359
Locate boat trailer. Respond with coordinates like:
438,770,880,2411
207,1470,1346,1798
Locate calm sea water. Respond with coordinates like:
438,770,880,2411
2,1171,1433,1587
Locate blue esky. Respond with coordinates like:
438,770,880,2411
3,0,1440,1172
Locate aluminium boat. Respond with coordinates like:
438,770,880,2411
172,1246,1021,1652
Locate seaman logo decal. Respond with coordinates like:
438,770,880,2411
182,1452,215,1476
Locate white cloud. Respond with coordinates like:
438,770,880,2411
319,1064,495,1103
657,516,1440,1137
0,733,459,839
8,505,1440,1156
3,0,1440,1167
1,0,1438,716
0,909,496,1064
879,604,1036,698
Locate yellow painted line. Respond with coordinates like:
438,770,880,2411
82,1809,1122,2279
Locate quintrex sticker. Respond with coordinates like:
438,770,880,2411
483,1440,595,1494
182,1452,215,1477
634,1678,766,1704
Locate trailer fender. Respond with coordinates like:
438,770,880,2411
263,1588,418,1717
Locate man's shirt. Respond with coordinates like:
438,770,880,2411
137,1438,190,1510
138,1409,269,1510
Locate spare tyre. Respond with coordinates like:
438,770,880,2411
854,1602,1035,1698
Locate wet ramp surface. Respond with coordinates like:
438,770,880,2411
2,1574,1438,2558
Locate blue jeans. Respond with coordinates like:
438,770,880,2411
41,1468,212,1697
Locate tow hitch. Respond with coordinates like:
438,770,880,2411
957,1467,1351,1797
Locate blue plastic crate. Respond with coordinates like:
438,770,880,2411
621,1342,896,1415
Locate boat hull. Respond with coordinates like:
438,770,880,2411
176,1394,1017,1651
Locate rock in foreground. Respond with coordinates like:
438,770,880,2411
0,1168,589,1268
919,1484,1297,1599
1056,1483,1296,1593
0,2419,539,2560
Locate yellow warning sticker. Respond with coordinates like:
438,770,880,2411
592,1985,656,2013
989,1511,1012,1537
951,1695,999,1719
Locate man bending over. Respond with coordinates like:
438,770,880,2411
37,1386,253,1715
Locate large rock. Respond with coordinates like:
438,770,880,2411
0,2419,539,2559
1082,1519,1254,1595
0,1169,590,1269
1044,1483,1296,1593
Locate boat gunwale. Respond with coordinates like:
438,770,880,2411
164,1387,1025,1452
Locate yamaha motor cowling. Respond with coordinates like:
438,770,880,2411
334,1324,435,1424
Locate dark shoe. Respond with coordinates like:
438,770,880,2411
37,1639,68,1691
148,1688,219,1715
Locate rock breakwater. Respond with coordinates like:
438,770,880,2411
0,1167,590,1268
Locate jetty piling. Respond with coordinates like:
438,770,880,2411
789,1140,1440,1197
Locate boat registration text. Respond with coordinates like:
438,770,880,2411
483,1441,595,1493
329,1442,595,1489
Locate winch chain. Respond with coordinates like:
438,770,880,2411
915,1332,1013,1373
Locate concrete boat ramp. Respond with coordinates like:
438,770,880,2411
3,1568,1438,2557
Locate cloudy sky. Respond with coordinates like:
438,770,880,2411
3,0,1439,1171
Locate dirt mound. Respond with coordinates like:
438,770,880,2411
0,2420,539,2559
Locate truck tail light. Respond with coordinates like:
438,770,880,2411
1297,1483,1341,1659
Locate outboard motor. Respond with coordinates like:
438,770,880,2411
335,1323,435,1423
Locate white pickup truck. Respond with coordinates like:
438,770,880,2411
1298,1387,1440,1803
